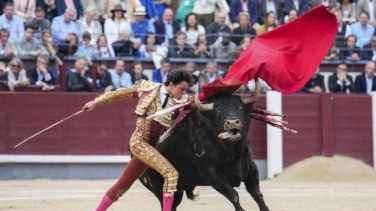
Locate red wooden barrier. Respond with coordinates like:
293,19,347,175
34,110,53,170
0,92,373,167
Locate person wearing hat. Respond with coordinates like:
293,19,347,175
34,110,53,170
107,0,142,22
104,4,133,46
131,6,156,43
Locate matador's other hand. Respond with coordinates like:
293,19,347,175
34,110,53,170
83,100,96,111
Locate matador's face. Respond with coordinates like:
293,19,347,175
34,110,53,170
168,81,188,100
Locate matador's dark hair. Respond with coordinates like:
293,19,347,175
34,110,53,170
164,70,192,86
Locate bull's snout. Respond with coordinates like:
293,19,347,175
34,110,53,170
224,119,242,131
218,119,243,142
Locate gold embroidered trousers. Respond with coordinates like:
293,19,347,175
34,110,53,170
106,117,178,201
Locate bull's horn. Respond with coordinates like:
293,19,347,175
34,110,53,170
241,78,260,104
194,83,213,111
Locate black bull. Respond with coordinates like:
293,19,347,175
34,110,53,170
139,81,269,211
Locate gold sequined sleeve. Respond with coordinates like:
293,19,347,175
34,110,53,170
94,84,139,107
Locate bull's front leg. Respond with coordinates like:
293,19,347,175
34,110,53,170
243,161,269,211
208,168,244,211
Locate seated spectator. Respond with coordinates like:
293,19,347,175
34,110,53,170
256,12,278,35
0,61,11,90
96,34,115,58
213,32,240,59
153,8,181,45
138,33,167,58
354,61,376,93
57,32,79,59
35,0,58,22
236,36,252,56
283,0,309,17
95,62,113,93
130,61,149,85
181,13,205,46
324,42,339,61
192,0,217,28
175,0,194,27
361,35,376,61
183,62,198,93
333,9,352,48
51,7,79,44
131,6,156,43
284,9,298,24
230,0,258,25
6,57,29,90
13,0,36,23
336,0,356,24
0,28,17,56
0,3,24,40
40,29,58,57
152,58,171,83
302,68,325,94
55,0,83,20
194,34,212,58
350,12,374,49
76,5,103,46
328,62,354,93
206,11,232,45
15,25,48,56
154,0,170,21
167,31,195,58
139,0,159,21
74,32,98,57
256,0,284,25
338,35,361,61
66,57,92,92
109,59,132,89
356,0,376,27
106,0,142,23
198,61,223,91
27,55,58,91
232,12,256,46
112,29,141,57
81,0,108,21
25,6,51,41
104,4,132,46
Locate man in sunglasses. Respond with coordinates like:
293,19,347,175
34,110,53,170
95,62,114,93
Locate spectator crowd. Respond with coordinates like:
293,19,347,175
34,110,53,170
0,0,375,94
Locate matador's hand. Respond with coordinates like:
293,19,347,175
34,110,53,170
83,100,96,111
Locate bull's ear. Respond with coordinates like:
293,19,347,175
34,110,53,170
241,78,260,104
193,83,213,111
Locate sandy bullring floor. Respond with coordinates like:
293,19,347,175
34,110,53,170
1,156,376,211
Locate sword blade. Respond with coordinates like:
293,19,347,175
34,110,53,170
14,110,84,148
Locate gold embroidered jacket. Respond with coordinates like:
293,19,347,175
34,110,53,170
94,80,191,127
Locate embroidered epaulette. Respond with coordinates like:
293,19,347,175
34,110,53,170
137,80,161,92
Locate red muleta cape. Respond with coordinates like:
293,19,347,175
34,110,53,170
199,6,337,101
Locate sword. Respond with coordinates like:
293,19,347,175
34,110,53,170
13,110,84,148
